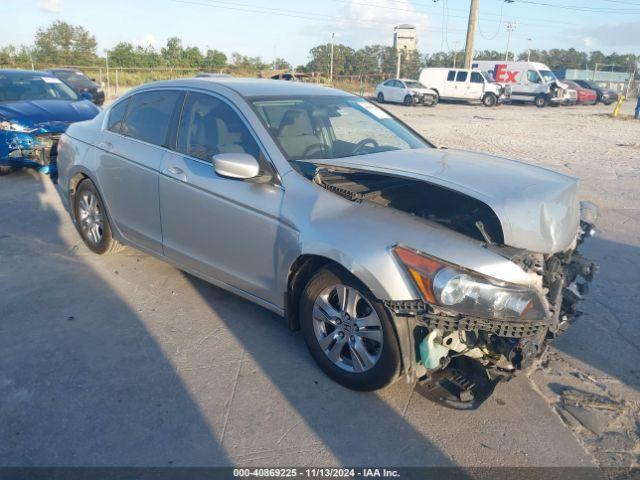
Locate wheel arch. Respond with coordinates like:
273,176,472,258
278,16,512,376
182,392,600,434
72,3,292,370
284,253,409,375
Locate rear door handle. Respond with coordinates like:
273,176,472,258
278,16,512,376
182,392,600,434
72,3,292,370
162,166,187,182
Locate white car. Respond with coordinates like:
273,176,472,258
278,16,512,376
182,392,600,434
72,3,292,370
375,78,438,107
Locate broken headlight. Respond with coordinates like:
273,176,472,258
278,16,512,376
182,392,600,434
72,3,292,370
0,120,32,133
393,246,548,321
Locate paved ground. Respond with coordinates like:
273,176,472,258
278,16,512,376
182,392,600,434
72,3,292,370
1,99,638,469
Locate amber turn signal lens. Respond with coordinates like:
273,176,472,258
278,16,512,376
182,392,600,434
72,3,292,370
393,246,445,304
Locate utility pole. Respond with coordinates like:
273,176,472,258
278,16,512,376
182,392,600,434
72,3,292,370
453,41,460,68
105,50,110,101
396,50,402,78
463,0,479,69
329,32,335,85
527,38,532,62
505,21,516,61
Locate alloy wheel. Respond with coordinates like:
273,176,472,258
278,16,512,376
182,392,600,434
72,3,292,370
78,190,104,244
311,284,383,373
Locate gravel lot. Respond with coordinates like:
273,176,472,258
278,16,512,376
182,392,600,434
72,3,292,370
1,99,638,470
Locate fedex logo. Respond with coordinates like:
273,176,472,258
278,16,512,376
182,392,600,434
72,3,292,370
493,64,519,83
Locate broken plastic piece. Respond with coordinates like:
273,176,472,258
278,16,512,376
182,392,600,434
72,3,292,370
415,357,503,410
419,329,449,369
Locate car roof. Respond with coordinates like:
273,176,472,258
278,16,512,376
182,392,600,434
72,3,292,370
132,77,352,98
0,69,59,77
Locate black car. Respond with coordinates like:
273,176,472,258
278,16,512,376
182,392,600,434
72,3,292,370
45,68,105,106
573,80,619,105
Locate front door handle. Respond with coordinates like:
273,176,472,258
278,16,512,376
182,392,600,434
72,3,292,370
162,166,187,182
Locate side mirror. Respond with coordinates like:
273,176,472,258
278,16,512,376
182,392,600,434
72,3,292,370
80,92,93,101
213,153,260,180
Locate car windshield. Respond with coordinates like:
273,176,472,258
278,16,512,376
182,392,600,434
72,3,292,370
539,70,557,83
404,80,426,89
53,71,95,89
251,95,430,161
0,74,79,102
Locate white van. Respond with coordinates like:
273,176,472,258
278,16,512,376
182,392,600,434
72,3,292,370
472,61,572,107
418,68,508,107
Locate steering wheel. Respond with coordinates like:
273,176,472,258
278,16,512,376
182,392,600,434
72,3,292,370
352,138,379,155
301,143,326,158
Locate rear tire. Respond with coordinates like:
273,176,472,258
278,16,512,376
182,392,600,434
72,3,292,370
299,266,401,391
534,94,548,108
0,166,14,176
74,178,124,255
482,93,497,107
376,92,384,103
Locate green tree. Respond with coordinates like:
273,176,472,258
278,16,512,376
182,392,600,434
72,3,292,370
203,49,227,70
33,20,97,65
161,37,184,67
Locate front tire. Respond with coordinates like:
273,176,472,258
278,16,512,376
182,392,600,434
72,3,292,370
482,93,497,107
300,266,401,391
403,95,414,107
74,178,124,255
535,94,548,108
0,166,14,176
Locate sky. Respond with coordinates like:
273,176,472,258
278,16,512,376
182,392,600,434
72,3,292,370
1,0,639,66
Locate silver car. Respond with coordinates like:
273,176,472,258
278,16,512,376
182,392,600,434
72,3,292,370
56,78,597,408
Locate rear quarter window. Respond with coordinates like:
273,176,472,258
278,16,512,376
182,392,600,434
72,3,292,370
107,98,130,133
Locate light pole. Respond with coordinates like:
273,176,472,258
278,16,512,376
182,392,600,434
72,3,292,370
329,32,335,85
505,21,516,61
527,38,532,62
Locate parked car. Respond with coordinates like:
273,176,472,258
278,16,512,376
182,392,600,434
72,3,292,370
375,78,438,106
56,78,597,408
563,80,597,105
418,68,508,107
472,61,572,107
195,73,232,78
0,69,100,176
573,80,619,105
45,68,105,106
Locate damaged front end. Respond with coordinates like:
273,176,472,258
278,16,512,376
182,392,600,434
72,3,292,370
0,121,63,176
311,164,598,409
388,206,597,410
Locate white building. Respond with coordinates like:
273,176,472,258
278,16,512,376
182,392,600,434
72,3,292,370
393,24,417,52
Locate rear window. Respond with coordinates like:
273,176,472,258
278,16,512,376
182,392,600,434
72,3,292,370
120,90,181,146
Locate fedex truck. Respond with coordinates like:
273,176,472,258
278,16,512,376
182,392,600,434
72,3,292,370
472,61,571,107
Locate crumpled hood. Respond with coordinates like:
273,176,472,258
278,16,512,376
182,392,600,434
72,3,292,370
0,99,99,130
307,148,581,254
410,87,437,96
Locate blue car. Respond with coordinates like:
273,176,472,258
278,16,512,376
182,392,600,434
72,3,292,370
0,69,100,176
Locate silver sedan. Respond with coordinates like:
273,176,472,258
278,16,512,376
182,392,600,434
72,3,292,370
56,78,597,407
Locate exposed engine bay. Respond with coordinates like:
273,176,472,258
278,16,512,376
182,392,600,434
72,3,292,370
310,164,598,409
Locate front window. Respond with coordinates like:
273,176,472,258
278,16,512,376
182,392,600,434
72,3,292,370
470,72,484,84
251,96,429,161
539,70,557,83
0,74,79,102
404,80,426,89
527,70,542,84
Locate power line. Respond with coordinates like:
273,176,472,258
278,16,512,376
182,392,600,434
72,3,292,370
506,0,640,13
173,0,469,33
